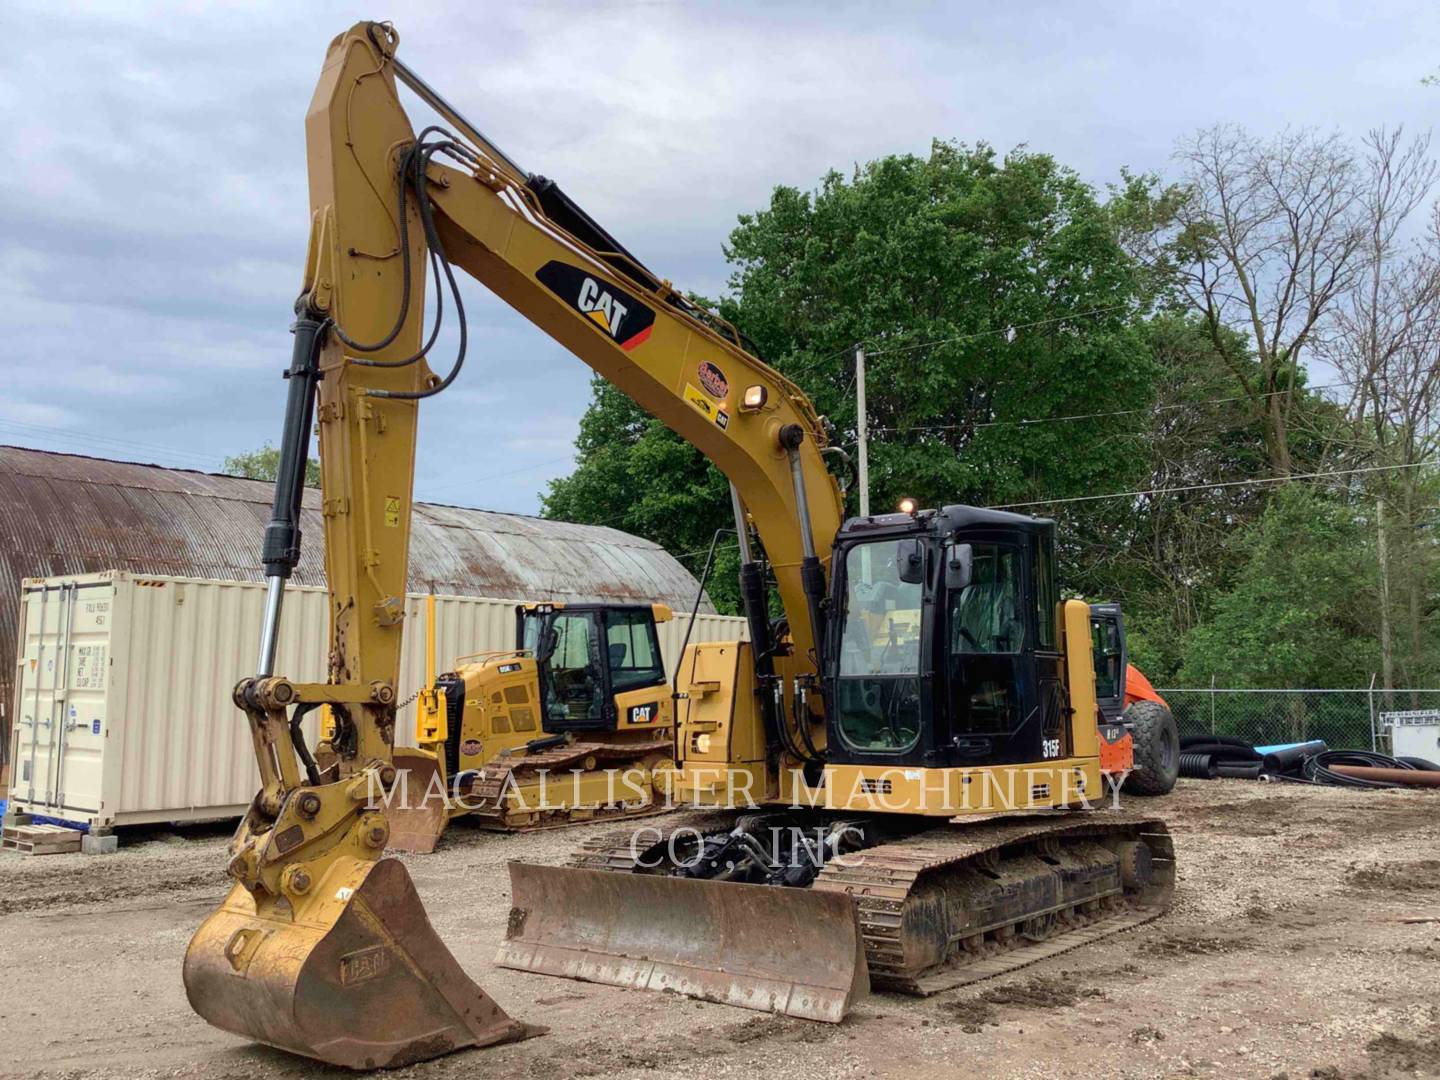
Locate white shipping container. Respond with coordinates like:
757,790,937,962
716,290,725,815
8,571,745,829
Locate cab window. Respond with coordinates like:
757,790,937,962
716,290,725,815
1033,534,1056,649
1091,618,1122,701
949,545,1023,654
604,609,665,692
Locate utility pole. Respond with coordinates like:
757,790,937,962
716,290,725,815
1377,494,1394,709
855,346,869,517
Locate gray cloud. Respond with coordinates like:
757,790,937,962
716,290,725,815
3,0,1436,512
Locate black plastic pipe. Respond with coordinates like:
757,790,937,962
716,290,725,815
1178,752,1219,779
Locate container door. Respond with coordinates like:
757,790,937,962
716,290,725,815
13,581,111,818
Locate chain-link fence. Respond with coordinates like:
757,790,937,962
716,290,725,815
1157,687,1440,752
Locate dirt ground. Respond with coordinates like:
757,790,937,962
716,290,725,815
2,780,1438,1080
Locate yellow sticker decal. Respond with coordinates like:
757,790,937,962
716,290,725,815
683,382,715,419
683,383,730,430
384,497,401,527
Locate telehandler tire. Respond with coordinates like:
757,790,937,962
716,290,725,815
1122,699,1179,796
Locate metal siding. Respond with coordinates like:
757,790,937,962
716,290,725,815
8,571,747,826
0,446,714,777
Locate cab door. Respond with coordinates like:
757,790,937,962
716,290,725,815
531,609,608,732
600,608,672,735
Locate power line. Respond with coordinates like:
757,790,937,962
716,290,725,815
862,303,1136,359
871,378,1362,436
0,419,223,470
989,461,1436,511
776,302,1139,383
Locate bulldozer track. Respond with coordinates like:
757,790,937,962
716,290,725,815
565,810,1174,995
461,740,672,832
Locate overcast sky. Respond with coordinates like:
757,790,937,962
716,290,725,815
2,1,1435,515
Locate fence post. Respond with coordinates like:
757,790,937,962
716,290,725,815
1209,675,1216,735
1367,672,1378,752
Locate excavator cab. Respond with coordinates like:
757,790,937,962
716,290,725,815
827,506,1066,768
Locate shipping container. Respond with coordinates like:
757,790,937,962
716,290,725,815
8,571,746,829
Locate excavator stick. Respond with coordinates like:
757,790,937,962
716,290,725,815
499,862,869,1023
385,747,449,854
185,856,538,1069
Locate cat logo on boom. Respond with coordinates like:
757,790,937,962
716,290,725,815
578,278,627,337
537,260,656,351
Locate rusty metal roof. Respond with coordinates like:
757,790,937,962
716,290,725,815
0,445,711,739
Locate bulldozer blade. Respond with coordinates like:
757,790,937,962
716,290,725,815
185,857,541,1069
386,748,448,854
498,862,869,1023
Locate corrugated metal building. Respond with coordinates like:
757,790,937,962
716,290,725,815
0,445,713,771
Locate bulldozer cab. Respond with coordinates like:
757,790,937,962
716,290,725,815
826,506,1067,768
1088,602,1127,723
518,604,667,732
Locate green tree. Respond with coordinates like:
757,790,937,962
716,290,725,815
1178,488,1378,688
223,443,321,488
545,141,1158,610
1104,314,1352,682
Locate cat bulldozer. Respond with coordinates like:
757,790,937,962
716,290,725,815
184,21,1175,1070
387,599,679,852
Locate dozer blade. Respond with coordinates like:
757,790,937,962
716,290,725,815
185,857,540,1069
498,862,869,1023
386,748,448,854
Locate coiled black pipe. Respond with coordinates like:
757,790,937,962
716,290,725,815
1216,761,1263,779
1178,740,1261,763
1399,756,1440,772
1178,752,1219,779
1180,734,1254,751
1302,750,1421,789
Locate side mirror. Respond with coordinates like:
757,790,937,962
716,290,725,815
896,538,925,584
945,542,973,591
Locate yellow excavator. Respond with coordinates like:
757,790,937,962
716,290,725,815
390,598,679,851
184,21,1174,1070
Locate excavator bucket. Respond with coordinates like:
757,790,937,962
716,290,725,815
185,856,539,1069
498,863,869,1023
386,747,449,854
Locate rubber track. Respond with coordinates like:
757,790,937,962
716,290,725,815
567,812,1175,994
464,740,672,831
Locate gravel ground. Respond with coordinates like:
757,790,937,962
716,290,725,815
2,780,1438,1080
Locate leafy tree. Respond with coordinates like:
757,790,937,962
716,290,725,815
1103,314,1350,682
545,141,1157,611
1178,487,1377,688
223,443,321,488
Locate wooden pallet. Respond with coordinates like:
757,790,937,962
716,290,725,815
2,823,83,855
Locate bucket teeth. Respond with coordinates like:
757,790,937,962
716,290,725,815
185,857,540,1069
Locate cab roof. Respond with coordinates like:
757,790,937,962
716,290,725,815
838,504,1054,539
